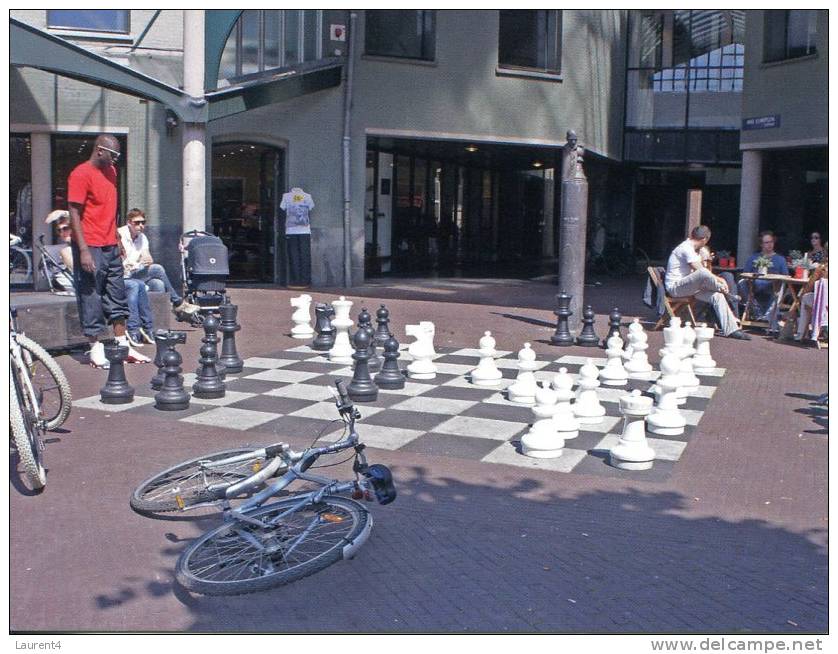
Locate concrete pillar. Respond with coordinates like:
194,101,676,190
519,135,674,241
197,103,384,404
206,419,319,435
558,131,589,333
737,149,763,261
30,133,52,290
182,10,207,233
685,188,702,237
542,169,555,257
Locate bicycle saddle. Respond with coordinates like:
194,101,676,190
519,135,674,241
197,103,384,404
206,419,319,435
364,464,397,505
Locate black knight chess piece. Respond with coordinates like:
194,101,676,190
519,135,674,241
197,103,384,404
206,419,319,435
602,307,623,347
192,314,226,399
154,331,190,411
576,305,600,347
374,335,405,390
100,342,134,404
347,327,378,403
551,291,575,346
374,304,393,348
218,302,244,373
312,303,336,351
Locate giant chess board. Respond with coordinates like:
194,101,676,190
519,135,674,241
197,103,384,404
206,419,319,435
74,343,725,482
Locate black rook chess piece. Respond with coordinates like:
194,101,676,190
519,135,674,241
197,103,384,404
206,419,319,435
374,336,405,390
550,291,575,346
374,304,393,348
100,342,134,404
602,307,623,347
192,314,226,399
576,305,600,347
218,303,244,373
347,327,378,403
155,331,190,411
312,303,336,351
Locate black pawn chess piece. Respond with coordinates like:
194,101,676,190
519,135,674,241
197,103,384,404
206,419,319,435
150,329,169,391
155,332,190,411
312,303,336,351
347,327,378,403
100,342,134,404
218,303,244,373
576,305,600,347
550,291,575,346
602,307,623,347
374,304,393,348
358,307,380,373
192,314,226,399
374,336,405,390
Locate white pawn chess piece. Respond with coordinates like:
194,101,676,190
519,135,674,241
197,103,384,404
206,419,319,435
647,352,687,437
609,390,656,470
573,359,606,424
622,318,642,361
405,322,437,380
692,322,717,374
507,343,538,404
521,382,563,458
624,327,653,378
550,366,575,394
599,334,629,386
471,331,503,386
328,296,355,364
290,294,314,339
552,382,580,441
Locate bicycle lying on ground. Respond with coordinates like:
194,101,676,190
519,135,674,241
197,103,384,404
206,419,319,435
131,380,397,595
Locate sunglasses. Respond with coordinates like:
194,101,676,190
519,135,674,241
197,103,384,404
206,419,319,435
132,220,146,225
98,145,121,161
811,236,821,240
58,225,71,231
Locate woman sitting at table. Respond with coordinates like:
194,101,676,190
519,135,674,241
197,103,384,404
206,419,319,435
807,231,827,264
795,246,828,342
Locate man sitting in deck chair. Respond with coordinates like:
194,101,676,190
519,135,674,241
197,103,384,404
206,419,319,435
665,225,750,340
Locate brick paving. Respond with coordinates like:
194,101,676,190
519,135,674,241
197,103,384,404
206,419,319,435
9,275,828,633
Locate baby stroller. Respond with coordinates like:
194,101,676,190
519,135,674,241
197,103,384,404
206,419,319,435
179,230,230,325
37,234,76,296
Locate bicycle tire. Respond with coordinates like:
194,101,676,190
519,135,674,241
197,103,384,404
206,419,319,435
17,335,72,431
130,447,273,514
10,367,47,490
176,495,369,595
10,246,32,280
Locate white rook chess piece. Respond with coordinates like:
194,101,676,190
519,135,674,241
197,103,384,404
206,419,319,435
573,359,606,424
624,325,653,378
553,380,580,441
599,334,629,386
609,390,656,470
647,352,687,437
692,322,717,374
521,382,563,458
471,331,503,386
405,322,437,379
290,294,314,339
507,343,538,404
328,296,354,364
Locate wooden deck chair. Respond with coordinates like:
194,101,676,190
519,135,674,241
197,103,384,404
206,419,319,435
647,266,697,330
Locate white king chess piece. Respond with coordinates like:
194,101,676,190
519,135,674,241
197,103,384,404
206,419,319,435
290,294,314,339
328,296,354,364
507,343,538,404
692,322,717,374
405,322,437,380
647,352,687,437
521,382,563,458
599,334,629,386
609,390,656,470
471,331,503,386
573,359,606,424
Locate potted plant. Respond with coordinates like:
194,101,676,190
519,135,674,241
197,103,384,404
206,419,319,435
753,255,773,275
716,250,731,267
788,250,808,279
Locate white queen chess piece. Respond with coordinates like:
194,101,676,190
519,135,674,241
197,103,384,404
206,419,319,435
471,331,503,386
647,352,687,437
609,390,656,470
507,343,538,404
692,322,717,374
573,359,606,424
290,294,314,339
599,334,629,386
521,382,564,458
405,322,437,380
328,296,354,364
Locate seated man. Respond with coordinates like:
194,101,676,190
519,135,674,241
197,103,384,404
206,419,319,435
118,208,199,320
795,253,828,342
665,225,750,340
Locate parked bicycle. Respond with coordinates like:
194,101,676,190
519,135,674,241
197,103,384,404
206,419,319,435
131,380,397,595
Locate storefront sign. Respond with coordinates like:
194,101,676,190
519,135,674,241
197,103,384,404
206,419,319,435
742,115,781,130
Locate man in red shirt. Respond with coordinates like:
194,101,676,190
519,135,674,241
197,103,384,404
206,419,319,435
68,134,149,367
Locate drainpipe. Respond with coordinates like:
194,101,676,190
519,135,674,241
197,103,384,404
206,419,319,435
182,10,207,233
341,11,357,287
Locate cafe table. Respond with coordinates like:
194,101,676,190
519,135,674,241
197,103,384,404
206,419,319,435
739,273,809,335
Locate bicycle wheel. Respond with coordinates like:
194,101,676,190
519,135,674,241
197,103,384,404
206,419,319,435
10,247,32,283
176,495,369,595
17,335,72,431
10,367,47,490
130,448,273,514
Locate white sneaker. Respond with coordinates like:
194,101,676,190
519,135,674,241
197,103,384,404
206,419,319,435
116,337,152,364
88,341,110,369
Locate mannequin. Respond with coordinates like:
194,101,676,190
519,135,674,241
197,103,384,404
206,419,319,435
281,186,314,288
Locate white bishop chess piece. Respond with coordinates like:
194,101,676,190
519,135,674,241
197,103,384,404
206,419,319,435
692,322,717,374
573,359,606,424
552,372,580,442
328,296,354,364
507,343,538,404
624,324,653,378
471,331,503,386
290,294,314,339
599,334,629,386
405,322,437,380
521,382,563,458
609,390,656,470
647,352,687,437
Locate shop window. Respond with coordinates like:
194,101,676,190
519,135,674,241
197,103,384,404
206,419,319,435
365,10,435,61
498,10,561,73
47,10,129,33
764,10,818,62
10,135,32,286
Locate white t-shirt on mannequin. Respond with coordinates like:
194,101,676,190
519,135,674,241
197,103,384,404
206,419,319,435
280,188,314,235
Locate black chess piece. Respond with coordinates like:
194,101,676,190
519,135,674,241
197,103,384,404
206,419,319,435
550,291,575,346
312,303,336,351
150,329,169,391
602,307,623,347
358,307,380,373
218,303,244,373
100,342,134,404
347,327,378,402
192,314,226,399
374,336,405,390
155,331,190,411
576,305,600,347
374,304,393,348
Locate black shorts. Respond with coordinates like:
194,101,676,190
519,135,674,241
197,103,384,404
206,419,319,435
71,243,129,337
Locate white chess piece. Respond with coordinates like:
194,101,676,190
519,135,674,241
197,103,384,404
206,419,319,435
647,352,687,436
660,316,684,358
552,383,579,441
405,322,437,380
622,318,642,361
599,334,629,386
692,322,717,374
290,294,314,339
471,331,503,386
678,322,701,394
550,366,575,394
420,321,437,356
624,327,653,378
507,343,538,404
328,296,354,364
521,382,563,458
609,390,656,470
573,359,606,424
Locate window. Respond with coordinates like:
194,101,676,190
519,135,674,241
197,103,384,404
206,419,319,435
365,10,435,61
764,10,818,62
498,10,561,73
47,10,129,33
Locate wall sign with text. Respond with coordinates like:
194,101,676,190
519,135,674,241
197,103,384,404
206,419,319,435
742,115,781,130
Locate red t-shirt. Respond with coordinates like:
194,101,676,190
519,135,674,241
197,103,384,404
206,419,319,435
67,161,118,246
